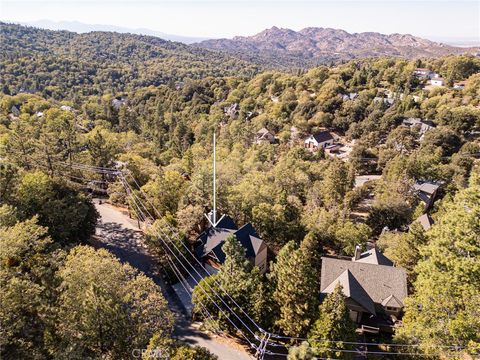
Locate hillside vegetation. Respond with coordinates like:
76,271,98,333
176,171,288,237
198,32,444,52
0,23,260,98
1,22,480,359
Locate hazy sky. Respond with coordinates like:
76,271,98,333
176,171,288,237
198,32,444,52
1,0,479,41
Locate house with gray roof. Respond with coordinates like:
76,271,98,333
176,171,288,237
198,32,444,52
304,130,335,151
414,181,440,211
194,215,268,273
352,246,394,266
402,118,435,134
320,248,407,333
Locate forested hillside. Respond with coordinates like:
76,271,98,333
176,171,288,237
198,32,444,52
0,23,259,98
1,22,480,359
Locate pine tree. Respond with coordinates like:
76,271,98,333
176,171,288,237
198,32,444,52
271,241,319,337
192,235,266,333
288,341,315,360
396,181,480,356
308,284,356,359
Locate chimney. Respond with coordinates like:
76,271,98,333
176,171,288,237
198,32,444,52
354,245,362,261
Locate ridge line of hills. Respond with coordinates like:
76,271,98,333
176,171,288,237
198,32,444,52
196,26,478,68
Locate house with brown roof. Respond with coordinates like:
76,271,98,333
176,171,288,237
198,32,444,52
320,247,407,334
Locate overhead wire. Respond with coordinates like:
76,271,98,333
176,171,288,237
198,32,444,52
120,178,260,351
125,170,267,335
56,161,474,357
120,175,261,341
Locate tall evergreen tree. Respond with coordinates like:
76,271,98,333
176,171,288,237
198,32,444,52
271,241,319,337
308,284,356,359
396,181,480,356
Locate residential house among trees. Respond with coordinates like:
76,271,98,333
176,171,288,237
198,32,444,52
453,80,467,90
414,181,441,211
430,77,445,87
255,127,276,144
194,215,268,273
413,68,433,78
320,247,407,334
373,97,395,106
304,130,335,151
415,213,434,231
402,118,435,134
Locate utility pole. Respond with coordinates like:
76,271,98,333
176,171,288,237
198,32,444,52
212,131,217,226
255,332,271,360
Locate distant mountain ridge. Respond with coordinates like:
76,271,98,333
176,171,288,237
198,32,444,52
197,26,477,68
9,19,209,44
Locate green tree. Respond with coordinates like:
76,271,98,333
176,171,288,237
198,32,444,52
271,241,319,337
288,341,315,360
54,246,174,358
377,221,427,284
308,284,356,359
320,159,352,209
397,182,480,356
333,221,372,256
14,171,98,245
0,217,63,360
192,236,266,332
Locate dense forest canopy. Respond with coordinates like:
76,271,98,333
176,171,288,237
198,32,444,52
0,23,260,98
1,22,480,359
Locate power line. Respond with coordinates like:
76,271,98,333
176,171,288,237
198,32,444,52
54,161,473,358
120,180,260,352
122,183,223,335
124,170,267,335
120,176,261,340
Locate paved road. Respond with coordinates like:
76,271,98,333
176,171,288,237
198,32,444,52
93,199,253,360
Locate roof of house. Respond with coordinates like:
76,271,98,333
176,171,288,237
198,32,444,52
381,294,404,308
352,248,394,266
308,131,334,144
321,257,407,311
403,117,433,125
415,213,434,231
195,217,265,263
215,215,238,230
323,269,377,315
256,128,274,140
414,181,440,195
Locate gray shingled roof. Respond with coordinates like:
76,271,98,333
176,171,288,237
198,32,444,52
321,257,407,310
323,269,377,315
353,248,394,266
311,131,334,143
381,294,404,308
416,213,434,231
414,181,439,195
